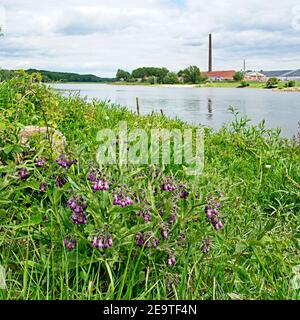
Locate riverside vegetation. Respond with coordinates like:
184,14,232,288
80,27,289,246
0,71,299,300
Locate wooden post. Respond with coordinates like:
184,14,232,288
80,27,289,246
136,97,140,115
160,109,164,116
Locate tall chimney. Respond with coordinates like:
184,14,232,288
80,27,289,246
208,34,212,72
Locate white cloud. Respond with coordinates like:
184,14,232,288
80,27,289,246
0,0,299,76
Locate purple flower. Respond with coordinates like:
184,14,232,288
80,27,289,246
35,158,45,167
92,234,113,249
67,195,87,224
135,233,144,246
167,256,176,267
201,237,211,254
180,190,189,199
55,175,66,187
161,225,168,240
40,183,46,193
18,168,29,180
169,213,177,223
113,192,133,207
56,155,76,169
71,211,87,225
205,195,224,231
64,237,76,251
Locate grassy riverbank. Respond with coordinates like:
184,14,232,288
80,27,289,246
109,80,300,90
0,72,300,300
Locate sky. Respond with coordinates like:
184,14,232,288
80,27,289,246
0,0,299,77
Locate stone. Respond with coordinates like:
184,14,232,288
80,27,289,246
19,125,66,153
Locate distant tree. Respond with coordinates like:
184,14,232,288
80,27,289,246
180,66,202,84
147,76,158,84
163,72,179,84
131,67,169,83
116,69,131,81
234,71,244,82
266,77,279,88
285,80,296,88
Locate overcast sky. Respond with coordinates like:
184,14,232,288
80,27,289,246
0,0,299,77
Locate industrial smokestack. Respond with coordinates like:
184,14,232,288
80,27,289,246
208,34,212,72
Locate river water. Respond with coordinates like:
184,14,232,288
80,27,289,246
49,83,300,138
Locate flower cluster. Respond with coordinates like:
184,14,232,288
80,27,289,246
87,169,109,191
205,194,224,231
64,236,76,251
201,236,211,254
67,195,87,224
40,183,46,193
136,209,151,222
135,232,159,256
160,178,178,191
92,234,113,249
55,175,67,188
161,223,168,240
35,158,45,167
113,192,133,207
18,168,29,180
167,255,176,267
56,155,77,169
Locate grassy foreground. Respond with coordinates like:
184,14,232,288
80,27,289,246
0,72,300,300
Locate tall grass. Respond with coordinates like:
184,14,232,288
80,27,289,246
0,72,299,300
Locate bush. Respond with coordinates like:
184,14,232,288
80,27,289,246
266,77,279,88
239,80,250,88
233,71,244,82
285,80,296,88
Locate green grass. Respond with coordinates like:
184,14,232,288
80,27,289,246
0,71,300,300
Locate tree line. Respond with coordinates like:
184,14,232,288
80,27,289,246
116,66,207,84
0,69,116,83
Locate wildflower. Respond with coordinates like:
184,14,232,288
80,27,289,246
35,158,45,167
135,233,144,247
87,172,96,182
55,175,66,187
91,178,109,191
161,224,168,240
169,213,177,223
67,195,87,225
160,178,178,191
180,190,189,199
40,183,46,193
201,236,211,254
64,236,76,251
137,209,151,223
205,195,224,231
56,155,76,169
113,192,133,207
18,168,29,180
92,234,113,249
71,211,87,225
167,255,176,267
152,238,159,249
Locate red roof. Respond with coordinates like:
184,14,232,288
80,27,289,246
202,70,236,79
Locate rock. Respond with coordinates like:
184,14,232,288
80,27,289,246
19,125,66,153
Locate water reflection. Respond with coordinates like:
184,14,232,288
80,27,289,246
207,98,213,119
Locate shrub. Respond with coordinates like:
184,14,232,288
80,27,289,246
266,77,279,88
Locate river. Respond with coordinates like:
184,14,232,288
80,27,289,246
49,83,300,138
